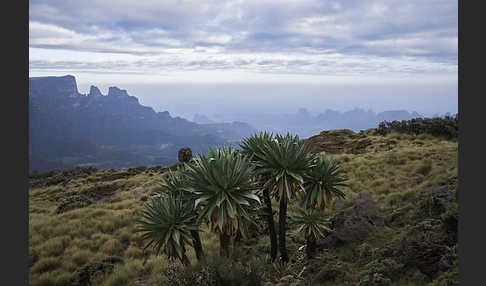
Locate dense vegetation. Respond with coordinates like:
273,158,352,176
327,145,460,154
377,115,458,139
28,126,458,286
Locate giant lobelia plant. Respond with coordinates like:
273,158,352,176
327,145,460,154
158,167,205,261
184,146,261,257
303,154,347,211
240,131,279,261
135,191,198,266
257,133,314,263
291,207,332,258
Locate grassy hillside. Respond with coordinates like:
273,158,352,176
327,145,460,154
28,129,458,286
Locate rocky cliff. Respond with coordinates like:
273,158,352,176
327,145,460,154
29,75,228,172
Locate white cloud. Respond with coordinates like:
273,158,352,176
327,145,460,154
29,0,457,83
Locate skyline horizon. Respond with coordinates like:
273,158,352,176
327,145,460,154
28,73,457,120
30,1,457,121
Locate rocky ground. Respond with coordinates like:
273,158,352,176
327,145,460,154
28,129,458,286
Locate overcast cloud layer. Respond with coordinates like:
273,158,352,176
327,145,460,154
29,0,457,84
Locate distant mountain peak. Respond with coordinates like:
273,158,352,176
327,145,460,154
30,74,75,81
411,111,423,118
193,113,215,124
29,74,80,98
108,86,129,97
29,75,249,172
89,85,103,97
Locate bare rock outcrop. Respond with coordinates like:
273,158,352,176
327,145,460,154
318,193,384,249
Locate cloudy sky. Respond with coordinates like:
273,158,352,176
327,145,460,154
29,0,457,116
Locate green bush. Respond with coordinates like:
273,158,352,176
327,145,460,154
69,257,123,286
377,115,458,139
357,258,403,286
56,195,92,214
312,264,347,283
441,203,458,235
161,256,263,286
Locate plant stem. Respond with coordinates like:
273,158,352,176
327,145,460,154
306,235,316,259
181,252,191,267
190,230,204,262
263,187,278,261
234,229,242,247
219,232,231,257
279,194,289,263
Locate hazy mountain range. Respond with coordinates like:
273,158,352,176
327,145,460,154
29,75,453,172
201,108,428,138
29,75,256,172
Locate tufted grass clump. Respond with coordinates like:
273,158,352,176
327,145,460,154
31,257,60,274
415,159,433,176
56,195,92,214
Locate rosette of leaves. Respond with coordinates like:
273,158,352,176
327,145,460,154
257,133,314,202
158,167,205,261
135,192,198,266
158,166,193,202
184,146,260,256
303,154,347,211
291,207,332,258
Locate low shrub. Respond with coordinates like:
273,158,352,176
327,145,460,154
377,115,458,139
441,203,458,242
69,257,123,286
31,257,60,274
357,258,403,286
56,195,92,214
161,256,264,286
70,262,114,286
312,263,347,283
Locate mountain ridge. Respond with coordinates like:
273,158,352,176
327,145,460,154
29,75,256,172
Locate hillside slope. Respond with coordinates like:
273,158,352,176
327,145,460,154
28,129,458,286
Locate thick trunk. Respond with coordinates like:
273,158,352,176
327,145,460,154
234,229,242,247
219,232,231,257
263,187,278,261
279,195,289,263
181,251,191,267
306,235,316,259
190,230,204,262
